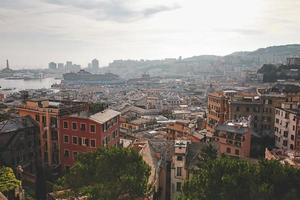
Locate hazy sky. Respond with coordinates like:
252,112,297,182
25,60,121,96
0,0,300,68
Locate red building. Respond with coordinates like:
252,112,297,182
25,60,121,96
59,109,121,169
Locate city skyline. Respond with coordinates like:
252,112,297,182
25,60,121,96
0,0,300,68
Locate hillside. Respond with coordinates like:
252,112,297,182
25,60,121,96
101,44,300,79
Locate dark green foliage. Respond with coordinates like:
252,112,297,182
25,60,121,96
182,157,300,200
258,63,300,82
58,147,151,200
199,143,217,162
251,135,274,158
89,102,108,114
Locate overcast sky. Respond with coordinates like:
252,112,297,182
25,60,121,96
0,0,300,68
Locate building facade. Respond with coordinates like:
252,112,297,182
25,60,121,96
59,109,120,169
18,99,88,167
214,120,252,158
274,103,300,151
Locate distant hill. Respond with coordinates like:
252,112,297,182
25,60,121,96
101,44,300,79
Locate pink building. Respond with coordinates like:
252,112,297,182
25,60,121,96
214,120,252,158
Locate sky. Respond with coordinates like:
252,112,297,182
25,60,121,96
0,0,300,68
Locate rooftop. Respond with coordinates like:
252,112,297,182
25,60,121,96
90,109,120,124
215,120,250,135
0,116,38,134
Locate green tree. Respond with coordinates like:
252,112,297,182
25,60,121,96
58,147,151,200
0,167,21,195
182,157,300,200
89,102,108,114
199,143,217,162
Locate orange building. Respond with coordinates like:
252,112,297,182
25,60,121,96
166,120,192,140
207,91,233,133
214,120,252,158
18,99,88,167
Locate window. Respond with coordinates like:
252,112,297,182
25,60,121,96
91,139,96,148
177,156,183,161
103,123,108,132
85,139,89,146
79,137,82,146
90,125,96,133
64,135,69,143
103,137,107,146
176,182,182,192
72,122,77,130
235,149,240,155
291,135,295,141
35,114,40,122
63,121,68,129
176,167,182,176
284,131,288,137
42,115,46,127
73,152,78,159
64,150,69,158
283,140,288,146
72,136,78,145
236,106,240,112
80,123,86,131
226,147,231,153
290,144,294,150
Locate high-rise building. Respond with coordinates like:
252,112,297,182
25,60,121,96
57,63,65,71
72,64,81,72
92,59,99,69
65,61,73,72
48,62,57,70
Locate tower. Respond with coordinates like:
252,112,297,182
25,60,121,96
6,59,9,69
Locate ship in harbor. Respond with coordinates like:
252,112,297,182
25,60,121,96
62,70,124,85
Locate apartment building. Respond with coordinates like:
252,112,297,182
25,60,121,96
214,120,252,158
170,140,205,200
274,103,300,151
166,120,192,140
170,140,188,200
207,90,237,133
209,85,300,136
18,99,88,167
59,109,120,169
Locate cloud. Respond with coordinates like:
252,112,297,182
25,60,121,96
44,0,180,22
213,28,264,36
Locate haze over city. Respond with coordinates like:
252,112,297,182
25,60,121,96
1,0,300,68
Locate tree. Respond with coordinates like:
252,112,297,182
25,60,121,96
58,147,151,200
0,167,21,197
182,157,300,200
89,102,108,114
199,143,217,162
